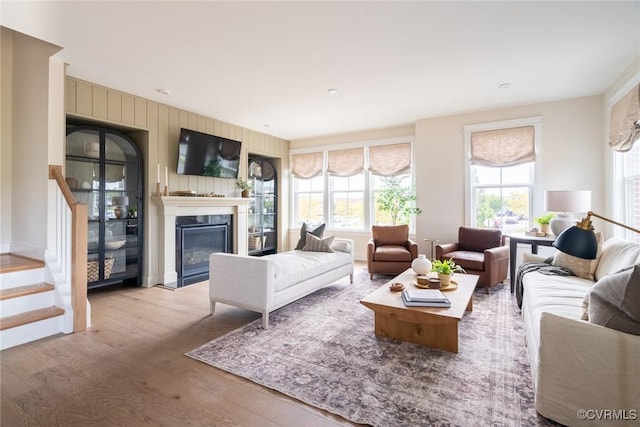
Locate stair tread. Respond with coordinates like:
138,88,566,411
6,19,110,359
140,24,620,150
0,253,45,274
0,306,65,331
0,283,55,301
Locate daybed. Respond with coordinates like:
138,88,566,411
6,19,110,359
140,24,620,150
209,238,354,328
519,237,640,427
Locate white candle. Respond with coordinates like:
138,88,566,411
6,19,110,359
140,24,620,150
157,163,160,184
165,166,168,187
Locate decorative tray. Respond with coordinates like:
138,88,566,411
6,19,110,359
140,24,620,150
413,279,458,291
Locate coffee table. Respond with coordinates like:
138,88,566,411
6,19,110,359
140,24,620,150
360,269,479,353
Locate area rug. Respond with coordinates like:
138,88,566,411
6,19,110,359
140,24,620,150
186,267,556,426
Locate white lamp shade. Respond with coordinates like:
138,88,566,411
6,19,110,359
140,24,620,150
544,190,591,213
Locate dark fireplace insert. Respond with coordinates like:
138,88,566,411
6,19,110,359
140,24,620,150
176,215,232,287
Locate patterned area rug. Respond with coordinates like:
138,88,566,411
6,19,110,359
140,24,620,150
186,267,556,426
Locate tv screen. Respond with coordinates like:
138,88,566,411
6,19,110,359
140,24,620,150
176,128,241,179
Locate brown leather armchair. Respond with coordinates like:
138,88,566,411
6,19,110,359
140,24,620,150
367,225,418,279
435,226,509,293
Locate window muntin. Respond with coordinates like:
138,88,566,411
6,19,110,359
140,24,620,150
294,175,325,228
330,175,365,229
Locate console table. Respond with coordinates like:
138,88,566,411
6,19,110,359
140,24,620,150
505,233,556,292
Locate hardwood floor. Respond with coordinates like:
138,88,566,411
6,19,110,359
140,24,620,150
1,281,356,426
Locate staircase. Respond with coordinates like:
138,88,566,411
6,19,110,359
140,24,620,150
0,253,65,350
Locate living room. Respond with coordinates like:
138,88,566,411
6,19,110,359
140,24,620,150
2,1,640,426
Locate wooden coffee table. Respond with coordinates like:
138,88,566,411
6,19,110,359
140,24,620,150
360,269,479,353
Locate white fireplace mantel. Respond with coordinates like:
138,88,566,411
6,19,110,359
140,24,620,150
153,196,252,287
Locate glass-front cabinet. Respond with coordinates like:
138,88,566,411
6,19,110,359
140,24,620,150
247,156,277,256
66,125,143,289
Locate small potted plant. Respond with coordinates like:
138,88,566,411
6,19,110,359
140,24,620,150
431,258,466,287
534,213,555,236
237,179,251,198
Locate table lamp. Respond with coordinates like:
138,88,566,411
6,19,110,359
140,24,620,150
553,211,640,259
544,190,591,236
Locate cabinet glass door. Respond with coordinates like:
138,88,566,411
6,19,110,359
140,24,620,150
66,125,142,288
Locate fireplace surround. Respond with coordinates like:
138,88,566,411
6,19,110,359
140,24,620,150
154,196,251,288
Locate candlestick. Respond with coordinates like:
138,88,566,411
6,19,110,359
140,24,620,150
157,163,160,184
164,185,169,196
165,166,168,187
155,182,161,197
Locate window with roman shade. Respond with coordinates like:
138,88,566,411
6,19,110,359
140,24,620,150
609,84,640,152
327,148,364,176
465,118,541,232
470,126,535,167
291,152,323,178
369,143,411,176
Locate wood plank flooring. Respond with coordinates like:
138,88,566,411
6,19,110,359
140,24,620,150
1,281,357,427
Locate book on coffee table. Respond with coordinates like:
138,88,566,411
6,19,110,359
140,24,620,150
402,290,451,307
403,289,449,303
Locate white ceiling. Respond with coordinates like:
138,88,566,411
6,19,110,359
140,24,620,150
2,1,639,140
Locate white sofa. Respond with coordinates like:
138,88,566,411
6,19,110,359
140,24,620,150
520,237,640,426
209,238,354,328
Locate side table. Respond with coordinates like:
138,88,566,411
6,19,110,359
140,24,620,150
504,233,556,293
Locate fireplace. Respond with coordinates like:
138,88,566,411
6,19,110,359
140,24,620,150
176,215,232,287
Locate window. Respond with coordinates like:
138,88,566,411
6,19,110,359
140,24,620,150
291,139,415,231
465,118,541,233
619,143,640,243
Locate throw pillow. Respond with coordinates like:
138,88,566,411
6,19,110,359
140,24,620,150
581,293,589,321
302,233,335,253
588,264,640,336
552,232,603,280
294,222,325,250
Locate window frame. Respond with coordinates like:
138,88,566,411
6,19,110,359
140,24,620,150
464,117,543,230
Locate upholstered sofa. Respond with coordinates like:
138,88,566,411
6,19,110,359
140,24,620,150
519,237,640,426
209,238,354,328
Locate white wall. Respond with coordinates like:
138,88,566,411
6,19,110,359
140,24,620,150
2,28,62,258
1,28,14,251
414,95,604,253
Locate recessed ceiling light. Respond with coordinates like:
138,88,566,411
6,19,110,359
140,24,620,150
156,88,171,95
327,88,339,94
498,83,512,90
263,124,271,129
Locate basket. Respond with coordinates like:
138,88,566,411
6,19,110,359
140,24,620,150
87,258,114,282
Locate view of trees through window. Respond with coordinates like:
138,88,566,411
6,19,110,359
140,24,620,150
293,172,417,230
471,163,532,233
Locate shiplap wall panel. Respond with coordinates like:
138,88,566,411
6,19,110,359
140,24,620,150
66,79,76,113
107,90,122,123
121,94,135,126
134,97,147,128
65,77,289,284
92,86,108,119
75,81,92,116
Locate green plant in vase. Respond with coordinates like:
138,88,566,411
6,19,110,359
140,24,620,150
534,213,555,235
431,258,466,287
237,179,252,197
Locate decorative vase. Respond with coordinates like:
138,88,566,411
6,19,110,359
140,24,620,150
241,189,250,198
438,273,452,287
411,254,432,275
114,207,123,219
540,223,551,235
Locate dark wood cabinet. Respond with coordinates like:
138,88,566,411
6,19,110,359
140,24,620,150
65,125,143,289
247,156,277,256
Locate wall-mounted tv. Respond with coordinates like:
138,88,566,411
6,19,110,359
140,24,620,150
176,128,241,179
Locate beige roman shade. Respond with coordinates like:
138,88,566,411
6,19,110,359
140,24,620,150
327,148,364,177
470,126,535,167
368,143,411,176
609,84,640,152
291,152,323,178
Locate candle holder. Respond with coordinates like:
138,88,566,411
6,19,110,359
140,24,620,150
164,186,169,196
155,182,161,197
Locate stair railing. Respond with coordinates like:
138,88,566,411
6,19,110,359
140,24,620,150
49,165,88,332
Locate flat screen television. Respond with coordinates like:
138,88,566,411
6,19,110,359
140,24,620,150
176,128,241,179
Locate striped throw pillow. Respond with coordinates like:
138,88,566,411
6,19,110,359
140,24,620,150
302,233,335,253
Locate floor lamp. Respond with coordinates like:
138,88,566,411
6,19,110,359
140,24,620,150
553,211,640,259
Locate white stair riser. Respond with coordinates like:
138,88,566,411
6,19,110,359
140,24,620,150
0,291,55,317
0,315,64,350
0,269,46,290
